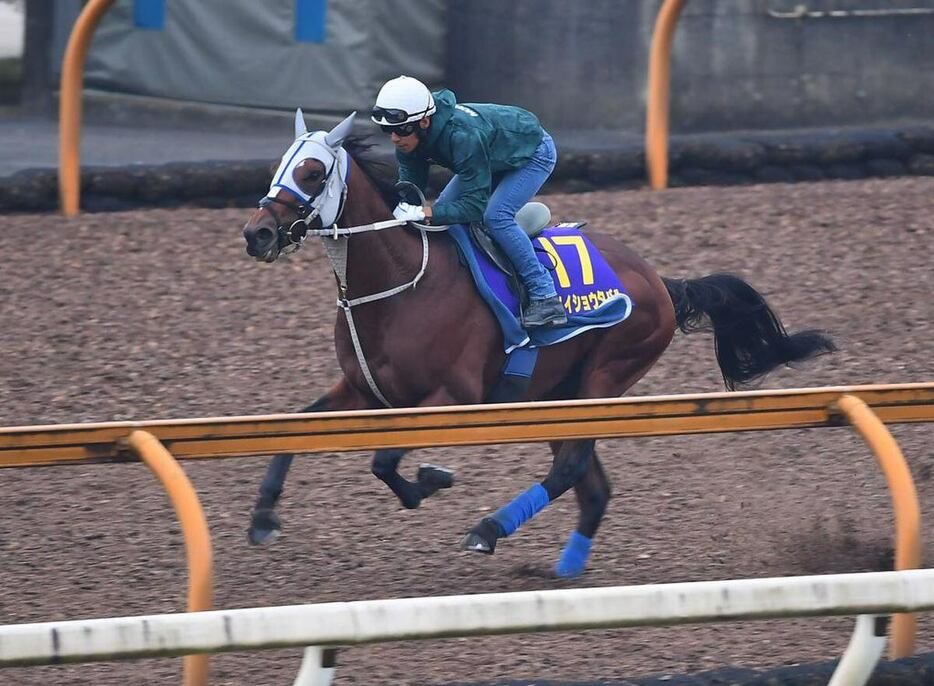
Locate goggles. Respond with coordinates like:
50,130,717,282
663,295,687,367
371,107,411,125
371,103,432,136
380,122,419,137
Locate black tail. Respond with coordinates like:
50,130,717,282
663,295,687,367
662,274,836,390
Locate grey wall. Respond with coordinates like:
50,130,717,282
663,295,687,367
447,0,934,134
50,1,934,133
53,0,446,114
446,0,652,133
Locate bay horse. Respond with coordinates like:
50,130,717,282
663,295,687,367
241,112,835,577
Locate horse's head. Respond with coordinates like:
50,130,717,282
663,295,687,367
243,110,356,263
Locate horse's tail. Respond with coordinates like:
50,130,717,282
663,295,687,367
662,273,836,390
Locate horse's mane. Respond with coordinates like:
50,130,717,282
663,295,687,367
344,135,398,209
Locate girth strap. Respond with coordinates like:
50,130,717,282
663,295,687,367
338,300,393,408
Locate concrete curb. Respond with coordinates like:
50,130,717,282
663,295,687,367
1,121,932,213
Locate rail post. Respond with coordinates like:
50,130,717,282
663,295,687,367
125,430,213,686
58,0,116,216
645,0,686,190
835,394,921,659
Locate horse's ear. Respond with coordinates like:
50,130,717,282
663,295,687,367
294,108,308,138
324,111,356,148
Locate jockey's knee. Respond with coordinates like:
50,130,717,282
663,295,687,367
483,205,514,233
371,448,404,479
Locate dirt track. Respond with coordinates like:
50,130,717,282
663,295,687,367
0,177,932,685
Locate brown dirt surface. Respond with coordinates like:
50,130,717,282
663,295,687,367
0,177,932,686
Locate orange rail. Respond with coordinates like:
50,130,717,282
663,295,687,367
126,430,212,686
645,0,686,190
2,383,932,468
836,395,921,659
59,0,116,216
0,384,927,672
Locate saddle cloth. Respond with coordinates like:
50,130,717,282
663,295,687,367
448,222,634,353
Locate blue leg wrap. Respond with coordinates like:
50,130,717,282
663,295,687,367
490,484,550,537
555,530,593,578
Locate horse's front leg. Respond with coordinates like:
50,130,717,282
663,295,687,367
369,387,463,509
371,450,454,509
248,378,371,545
461,439,596,555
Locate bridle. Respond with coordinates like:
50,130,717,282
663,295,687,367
257,150,347,256
249,114,454,407
253,153,446,408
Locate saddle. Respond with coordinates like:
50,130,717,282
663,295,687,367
448,209,633,354
467,202,587,304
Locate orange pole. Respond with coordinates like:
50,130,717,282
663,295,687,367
836,394,921,659
645,0,686,190
126,430,213,686
58,0,116,216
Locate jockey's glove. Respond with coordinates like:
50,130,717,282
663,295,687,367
393,202,426,223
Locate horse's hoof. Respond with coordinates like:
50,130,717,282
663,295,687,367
399,495,422,510
248,508,282,546
554,563,584,579
459,517,501,555
460,532,496,554
417,463,454,489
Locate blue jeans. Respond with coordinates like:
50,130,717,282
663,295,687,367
438,131,558,301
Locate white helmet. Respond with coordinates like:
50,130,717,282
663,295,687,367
371,75,436,127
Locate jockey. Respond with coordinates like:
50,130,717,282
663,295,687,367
371,75,567,329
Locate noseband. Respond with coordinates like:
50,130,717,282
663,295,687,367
257,195,318,256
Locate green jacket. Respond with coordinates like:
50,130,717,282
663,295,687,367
396,89,545,226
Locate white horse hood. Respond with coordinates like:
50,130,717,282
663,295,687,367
266,110,355,227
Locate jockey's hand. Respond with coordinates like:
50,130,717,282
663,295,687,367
392,202,426,223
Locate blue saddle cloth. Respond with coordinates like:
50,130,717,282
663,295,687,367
448,223,634,354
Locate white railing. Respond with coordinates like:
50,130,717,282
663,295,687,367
1,569,932,683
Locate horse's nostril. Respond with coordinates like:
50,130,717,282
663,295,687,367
257,228,274,243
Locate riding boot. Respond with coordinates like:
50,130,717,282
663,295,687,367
522,294,568,328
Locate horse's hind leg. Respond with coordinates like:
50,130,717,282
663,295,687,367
461,332,671,559
554,444,611,577
248,379,370,545
459,441,610,573
371,450,454,509
461,439,595,554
